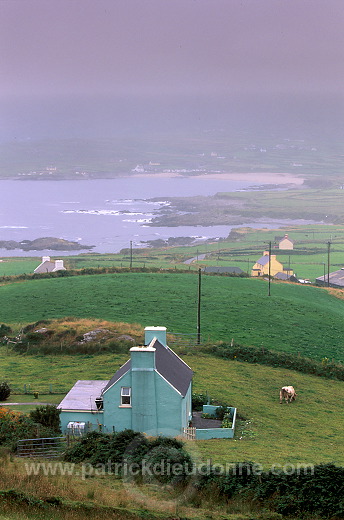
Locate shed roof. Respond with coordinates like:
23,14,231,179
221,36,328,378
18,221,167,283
204,266,243,274
316,268,344,288
57,380,107,411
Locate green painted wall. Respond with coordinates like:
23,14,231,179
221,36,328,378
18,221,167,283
131,348,158,434
60,343,192,437
60,410,103,433
103,371,132,432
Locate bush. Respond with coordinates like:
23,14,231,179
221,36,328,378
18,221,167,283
192,392,208,411
0,407,56,447
64,430,192,485
29,405,61,433
214,405,229,421
254,463,344,518
0,382,11,401
0,324,12,338
195,462,344,518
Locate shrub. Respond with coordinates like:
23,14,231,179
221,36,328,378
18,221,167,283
221,413,232,428
0,382,11,401
29,405,61,433
64,430,192,485
0,407,55,447
192,392,208,411
0,324,12,338
214,405,229,421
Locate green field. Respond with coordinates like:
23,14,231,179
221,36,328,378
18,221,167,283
1,347,343,468
2,222,344,281
1,272,344,362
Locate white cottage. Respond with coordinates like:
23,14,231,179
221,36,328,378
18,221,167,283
34,256,66,273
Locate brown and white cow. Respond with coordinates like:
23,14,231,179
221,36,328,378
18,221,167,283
279,386,297,404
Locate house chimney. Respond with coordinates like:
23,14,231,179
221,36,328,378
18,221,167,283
144,326,167,347
54,260,65,270
130,345,158,433
130,345,156,370
42,256,51,263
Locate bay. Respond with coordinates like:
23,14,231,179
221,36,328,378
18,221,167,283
0,177,308,257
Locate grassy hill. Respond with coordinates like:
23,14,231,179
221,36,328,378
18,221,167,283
1,272,344,362
1,315,343,519
1,344,343,468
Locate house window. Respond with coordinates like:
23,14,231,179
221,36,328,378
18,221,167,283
121,387,131,406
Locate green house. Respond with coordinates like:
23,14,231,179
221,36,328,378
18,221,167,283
58,326,193,437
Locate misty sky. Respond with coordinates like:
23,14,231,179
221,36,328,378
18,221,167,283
1,0,343,140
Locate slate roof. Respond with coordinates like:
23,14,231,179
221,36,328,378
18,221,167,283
102,360,131,393
102,339,192,397
57,380,108,411
34,260,66,273
58,338,193,411
204,266,244,274
316,268,344,288
276,236,294,244
154,339,193,397
256,255,270,266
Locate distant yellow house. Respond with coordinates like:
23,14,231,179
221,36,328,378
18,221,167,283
278,234,294,250
251,251,293,277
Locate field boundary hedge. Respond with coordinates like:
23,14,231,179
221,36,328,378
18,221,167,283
0,266,249,284
202,343,344,381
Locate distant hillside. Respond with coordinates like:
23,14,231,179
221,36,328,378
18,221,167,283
1,272,343,362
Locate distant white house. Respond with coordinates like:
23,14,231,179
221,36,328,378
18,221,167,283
34,256,66,273
278,234,294,250
131,164,145,173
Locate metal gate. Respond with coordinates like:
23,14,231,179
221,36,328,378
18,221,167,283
169,333,203,347
16,437,66,458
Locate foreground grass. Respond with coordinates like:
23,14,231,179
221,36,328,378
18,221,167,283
0,454,287,520
1,273,344,361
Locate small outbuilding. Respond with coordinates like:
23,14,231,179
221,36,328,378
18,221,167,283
316,268,344,289
203,266,244,275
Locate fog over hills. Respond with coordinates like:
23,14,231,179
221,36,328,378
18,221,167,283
1,93,343,144
1,0,343,146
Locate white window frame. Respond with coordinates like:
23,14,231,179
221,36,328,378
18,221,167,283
120,386,131,406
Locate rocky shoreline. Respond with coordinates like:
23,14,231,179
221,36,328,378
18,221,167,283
0,237,94,251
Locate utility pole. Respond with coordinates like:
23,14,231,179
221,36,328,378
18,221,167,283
130,240,133,269
268,241,271,296
327,241,331,287
197,268,201,344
